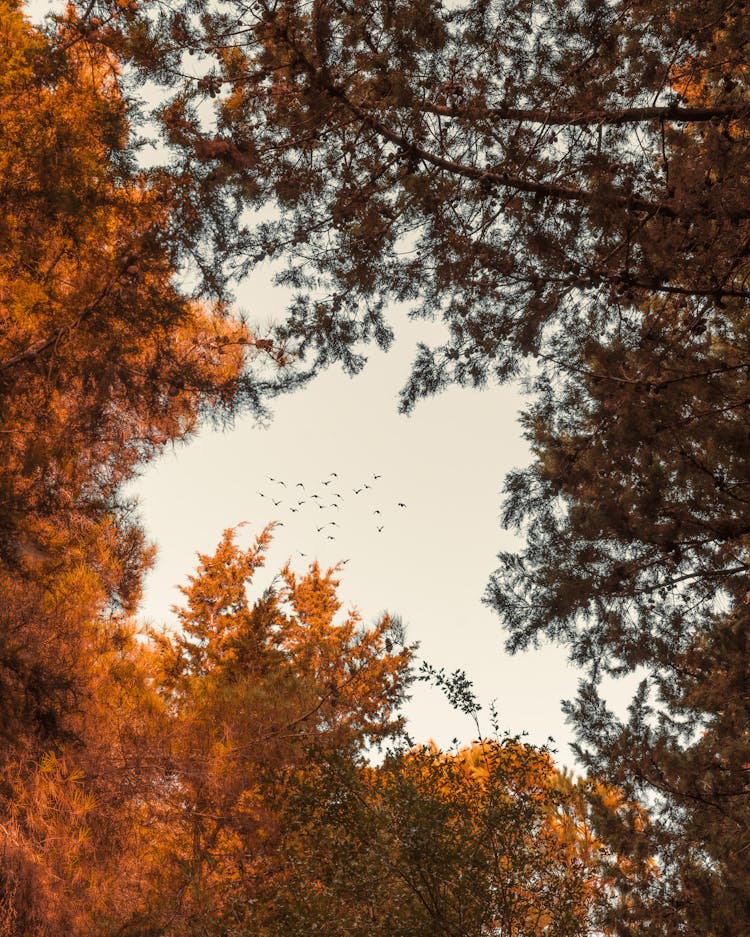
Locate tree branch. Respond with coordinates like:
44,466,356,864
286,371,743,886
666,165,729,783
420,101,750,127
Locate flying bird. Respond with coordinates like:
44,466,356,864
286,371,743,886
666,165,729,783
374,474,381,479
311,494,320,500
277,480,287,488
322,480,332,486
327,535,336,540
272,499,281,506
397,502,406,508
330,472,338,477
353,488,362,494
373,509,381,515
296,482,304,489
334,493,342,500
290,508,298,513
377,525,384,532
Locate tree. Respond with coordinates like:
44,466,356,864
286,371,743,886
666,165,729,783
0,6,284,930
484,291,750,933
239,736,646,937
0,610,170,937
74,0,750,407
481,30,750,930
128,525,413,935
0,0,291,753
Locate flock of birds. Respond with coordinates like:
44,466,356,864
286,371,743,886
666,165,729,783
257,472,407,550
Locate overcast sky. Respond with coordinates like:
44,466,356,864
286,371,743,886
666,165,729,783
130,267,594,764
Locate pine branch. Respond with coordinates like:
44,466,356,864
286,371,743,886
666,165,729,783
420,101,750,126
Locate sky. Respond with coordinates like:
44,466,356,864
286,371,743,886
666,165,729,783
130,267,594,764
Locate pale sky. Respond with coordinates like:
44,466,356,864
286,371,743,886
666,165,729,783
130,268,589,762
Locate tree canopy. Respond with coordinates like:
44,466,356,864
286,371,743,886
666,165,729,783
72,0,749,930
66,0,750,406
250,738,629,937
3,0,750,933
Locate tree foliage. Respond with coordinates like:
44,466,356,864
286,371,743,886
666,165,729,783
124,525,414,935
70,0,750,407
0,5,273,930
68,1,750,930
0,0,286,754
246,738,628,937
5,0,750,932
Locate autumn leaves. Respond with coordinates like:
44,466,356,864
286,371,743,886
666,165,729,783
4,0,750,933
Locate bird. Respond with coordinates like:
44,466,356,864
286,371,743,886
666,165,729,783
377,525,384,532
272,498,281,506
268,476,276,482
277,480,287,488
329,521,338,527
311,494,320,500
290,508,298,513
298,500,306,506
258,492,265,498
296,482,304,489
330,472,338,478
322,480,332,486
363,483,370,489
329,503,339,509
353,488,362,494
374,474,381,480
384,636,393,652
373,509,381,515
397,502,406,508
327,535,336,540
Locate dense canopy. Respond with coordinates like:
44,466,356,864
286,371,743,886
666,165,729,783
1,0,749,933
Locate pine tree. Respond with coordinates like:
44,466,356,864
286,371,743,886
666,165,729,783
77,0,750,407
0,6,276,930
138,526,413,935
0,0,281,750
